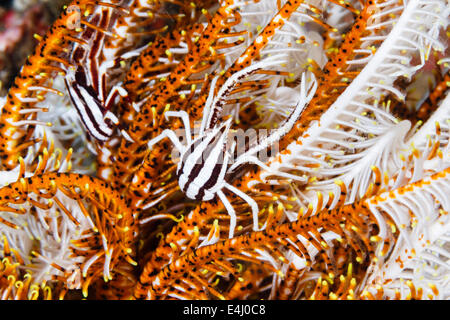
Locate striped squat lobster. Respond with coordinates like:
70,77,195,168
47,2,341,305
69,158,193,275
63,3,128,142
147,65,317,238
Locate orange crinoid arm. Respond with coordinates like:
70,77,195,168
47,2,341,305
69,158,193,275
0,0,127,170
134,167,450,299
112,0,248,188
0,172,137,297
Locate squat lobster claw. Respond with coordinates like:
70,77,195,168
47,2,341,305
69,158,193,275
147,72,317,238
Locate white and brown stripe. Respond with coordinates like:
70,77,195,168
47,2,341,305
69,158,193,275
177,119,233,201
64,7,123,142
64,68,116,141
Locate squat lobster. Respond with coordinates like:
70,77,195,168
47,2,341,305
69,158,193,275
147,70,317,238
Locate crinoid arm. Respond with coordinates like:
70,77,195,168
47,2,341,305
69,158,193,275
1,0,449,301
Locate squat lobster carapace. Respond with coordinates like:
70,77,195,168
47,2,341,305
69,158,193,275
147,72,317,238
64,66,126,142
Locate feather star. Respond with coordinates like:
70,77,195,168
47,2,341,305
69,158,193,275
0,0,448,300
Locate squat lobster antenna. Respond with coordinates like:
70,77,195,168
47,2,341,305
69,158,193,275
229,72,317,172
201,54,290,134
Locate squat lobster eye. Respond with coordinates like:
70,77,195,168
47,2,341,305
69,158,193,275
147,71,317,238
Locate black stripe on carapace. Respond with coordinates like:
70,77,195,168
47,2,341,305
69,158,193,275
65,78,111,139
196,161,224,200
181,126,227,196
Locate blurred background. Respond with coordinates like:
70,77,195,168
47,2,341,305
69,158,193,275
0,0,70,95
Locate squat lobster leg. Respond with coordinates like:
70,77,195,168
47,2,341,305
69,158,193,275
147,129,185,155
217,189,238,238
223,182,260,236
164,111,193,146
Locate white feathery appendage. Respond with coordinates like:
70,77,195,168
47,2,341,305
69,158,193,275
250,0,449,215
362,168,450,299
0,190,95,287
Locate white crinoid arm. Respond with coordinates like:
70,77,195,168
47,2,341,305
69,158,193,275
410,93,450,152
390,92,450,188
230,0,330,127
361,168,450,299
0,166,94,287
253,0,449,211
356,93,450,298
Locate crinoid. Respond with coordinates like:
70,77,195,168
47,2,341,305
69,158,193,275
0,0,448,300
